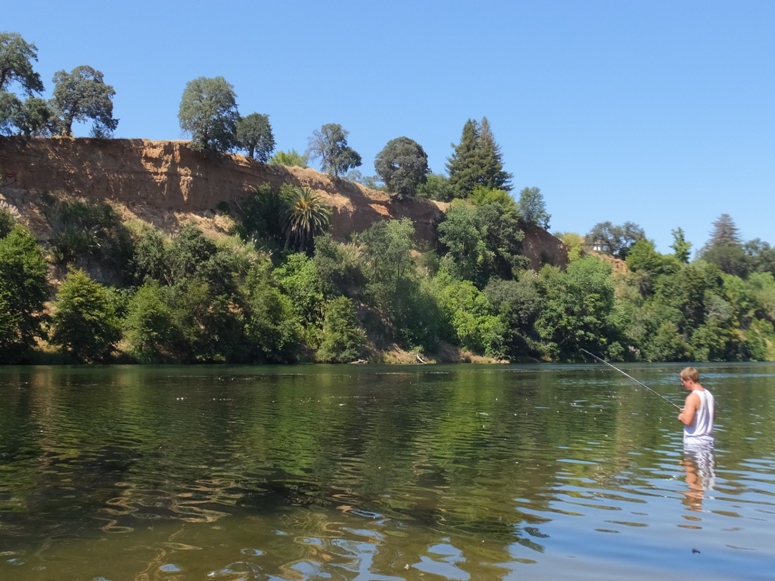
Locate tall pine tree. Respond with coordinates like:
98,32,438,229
446,119,481,198
446,117,512,198
478,117,512,192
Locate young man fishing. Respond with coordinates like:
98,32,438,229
677,367,715,446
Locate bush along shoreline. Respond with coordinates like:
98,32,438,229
1,190,774,366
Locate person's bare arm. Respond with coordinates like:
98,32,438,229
678,392,700,426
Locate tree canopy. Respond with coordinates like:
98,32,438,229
178,76,239,153
0,32,44,95
517,187,551,229
51,65,118,137
236,112,275,161
587,221,645,259
307,123,362,177
446,117,512,198
374,136,429,198
269,149,308,168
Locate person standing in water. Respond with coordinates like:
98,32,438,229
677,367,715,445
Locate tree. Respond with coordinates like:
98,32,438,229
178,76,239,153
283,187,332,252
700,214,748,277
535,257,616,360
670,227,692,263
477,117,512,192
316,297,367,363
517,186,550,228
374,136,429,198
0,34,51,138
446,117,512,198
0,225,48,362
0,32,44,94
269,149,308,168
236,112,275,161
705,213,741,248
49,269,121,362
586,221,645,259
51,65,118,137
446,119,481,198
416,173,454,201
122,283,176,363
306,123,362,177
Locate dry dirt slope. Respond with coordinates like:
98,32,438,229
0,137,567,268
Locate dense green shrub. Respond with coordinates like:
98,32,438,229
316,297,367,363
122,283,177,363
50,269,121,362
0,225,49,362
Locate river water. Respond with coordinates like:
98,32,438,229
0,363,773,580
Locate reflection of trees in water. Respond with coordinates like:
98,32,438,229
2,365,774,578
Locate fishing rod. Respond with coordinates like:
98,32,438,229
579,348,681,411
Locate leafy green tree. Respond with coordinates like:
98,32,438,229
243,263,300,362
438,201,488,284
446,117,512,198
51,65,118,137
122,283,177,363
1,93,51,137
434,270,505,357
165,279,244,362
133,226,171,285
0,225,48,362
416,173,454,201
306,123,362,177
559,232,584,262
283,187,331,253
535,257,617,360
269,149,308,168
10,96,51,137
470,185,517,211
316,296,366,363
0,202,18,237
50,269,121,362
178,76,239,153
670,227,692,263
745,239,775,277
517,187,551,229
374,136,429,198
312,234,365,299
236,112,275,161
275,253,325,326
586,221,645,259
485,274,543,357
438,200,527,287
358,218,440,346
0,32,44,94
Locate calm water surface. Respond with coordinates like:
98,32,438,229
1,363,774,580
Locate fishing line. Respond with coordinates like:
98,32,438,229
579,348,681,410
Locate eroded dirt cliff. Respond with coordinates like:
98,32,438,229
0,137,567,269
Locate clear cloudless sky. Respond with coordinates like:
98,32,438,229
5,0,774,253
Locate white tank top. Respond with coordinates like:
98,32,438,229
684,389,714,442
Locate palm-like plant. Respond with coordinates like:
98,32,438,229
283,187,332,252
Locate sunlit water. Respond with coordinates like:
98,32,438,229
1,363,774,580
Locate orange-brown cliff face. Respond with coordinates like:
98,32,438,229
0,137,567,269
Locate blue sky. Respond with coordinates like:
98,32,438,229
6,1,774,253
